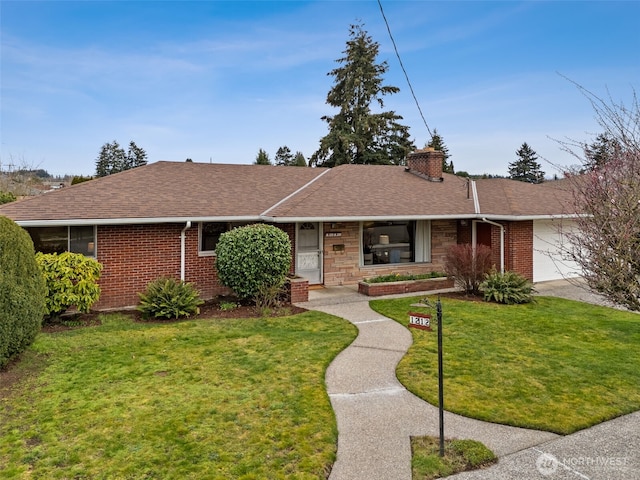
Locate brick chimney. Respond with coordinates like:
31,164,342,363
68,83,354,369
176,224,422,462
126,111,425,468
406,147,444,181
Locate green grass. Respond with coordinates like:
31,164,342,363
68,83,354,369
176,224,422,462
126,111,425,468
370,296,640,434
411,437,496,479
0,311,357,479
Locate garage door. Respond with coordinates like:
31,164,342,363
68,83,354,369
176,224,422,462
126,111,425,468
533,219,581,282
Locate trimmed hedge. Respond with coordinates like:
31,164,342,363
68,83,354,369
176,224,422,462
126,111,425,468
215,224,292,304
0,216,46,369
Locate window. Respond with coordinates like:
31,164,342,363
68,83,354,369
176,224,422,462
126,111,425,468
199,222,254,254
361,220,430,265
27,226,96,257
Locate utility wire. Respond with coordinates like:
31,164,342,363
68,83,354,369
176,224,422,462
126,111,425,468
377,0,433,140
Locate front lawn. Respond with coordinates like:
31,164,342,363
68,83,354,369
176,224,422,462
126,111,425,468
370,296,640,434
0,312,357,479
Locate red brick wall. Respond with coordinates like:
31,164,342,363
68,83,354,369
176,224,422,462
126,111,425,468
454,220,534,281
95,222,296,310
96,224,183,309
482,220,534,280
506,220,533,280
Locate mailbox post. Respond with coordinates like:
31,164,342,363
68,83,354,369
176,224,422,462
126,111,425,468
409,295,445,457
436,297,444,457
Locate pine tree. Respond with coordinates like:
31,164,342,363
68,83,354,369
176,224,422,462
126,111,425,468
274,146,294,166
584,133,621,171
125,141,148,170
254,148,272,165
95,140,147,177
310,23,414,167
426,129,452,173
95,141,126,177
508,142,545,183
293,151,307,167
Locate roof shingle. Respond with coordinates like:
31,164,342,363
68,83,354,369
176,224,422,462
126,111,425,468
0,161,576,224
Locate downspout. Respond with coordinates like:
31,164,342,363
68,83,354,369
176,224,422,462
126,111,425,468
481,218,504,274
180,221,192,281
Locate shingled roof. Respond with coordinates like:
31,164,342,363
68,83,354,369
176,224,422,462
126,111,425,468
0,162,324,224
0,161,576,225
473,178,574,217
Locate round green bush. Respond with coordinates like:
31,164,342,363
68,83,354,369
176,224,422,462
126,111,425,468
215,224,292,302
0,216,46,369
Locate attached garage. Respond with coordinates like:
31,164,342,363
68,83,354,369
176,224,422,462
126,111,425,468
533,219,581,282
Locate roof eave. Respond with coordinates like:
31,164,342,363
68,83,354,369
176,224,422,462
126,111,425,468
12,213,584,228
13,216,263,227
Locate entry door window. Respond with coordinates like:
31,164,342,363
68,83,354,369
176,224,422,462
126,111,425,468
298,222,319,250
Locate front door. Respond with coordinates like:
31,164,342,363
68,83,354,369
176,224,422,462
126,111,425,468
296,222,322,284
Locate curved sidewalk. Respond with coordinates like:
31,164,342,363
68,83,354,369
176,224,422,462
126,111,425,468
298,288,558,480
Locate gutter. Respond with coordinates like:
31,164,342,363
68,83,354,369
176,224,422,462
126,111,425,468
480,218,505,274
12,213,581,228
180,221,192,281
12,216,261,227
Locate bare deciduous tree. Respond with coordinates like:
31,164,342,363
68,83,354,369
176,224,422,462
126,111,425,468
558,82,640,311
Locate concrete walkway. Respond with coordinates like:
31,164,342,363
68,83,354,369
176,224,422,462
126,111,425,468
296,283,640,480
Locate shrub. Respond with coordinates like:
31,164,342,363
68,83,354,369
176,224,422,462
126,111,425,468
215,224,292,306
444,243,493,295
0,191,17,205
137,277,204,319
0,216,46,369
481,270,536,304
36,252,103,318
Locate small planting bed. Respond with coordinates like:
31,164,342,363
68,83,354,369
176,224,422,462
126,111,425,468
358,273,453,296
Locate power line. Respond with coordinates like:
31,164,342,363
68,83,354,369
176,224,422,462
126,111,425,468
377,0,433,140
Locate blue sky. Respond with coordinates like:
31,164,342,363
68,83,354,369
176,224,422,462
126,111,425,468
1,1,638,177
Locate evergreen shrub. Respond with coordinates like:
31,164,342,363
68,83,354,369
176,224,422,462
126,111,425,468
480,270,536,304
0,216,46,369
215,224,292,306
36,252,103,318
137,277,204,319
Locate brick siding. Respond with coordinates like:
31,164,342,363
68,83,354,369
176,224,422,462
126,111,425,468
506,220,534,280
95,222,297,310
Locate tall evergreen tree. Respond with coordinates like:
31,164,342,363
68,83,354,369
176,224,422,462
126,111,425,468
254,148,272,165
125,141,148,170
584,133,621,171
426,129,453,173
310,23,414,167
274,146,294,166
293,151,307,167
95,141,126,177
95,140,147,177
508,142,545,183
